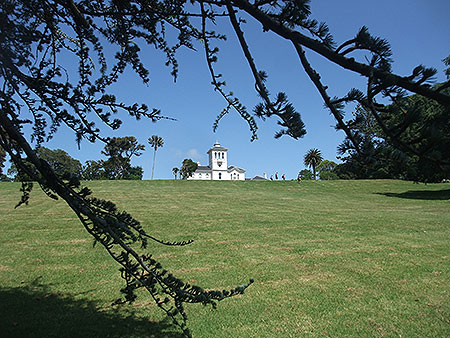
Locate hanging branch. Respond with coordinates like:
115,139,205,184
199,1,259,140
225,1,269,102
225,0,306,139
230,0,450,106
294,44,361,152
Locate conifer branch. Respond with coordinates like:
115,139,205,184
200,1,259,140
231,0,450,106
294,45,361,152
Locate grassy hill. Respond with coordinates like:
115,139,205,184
0,180,449,337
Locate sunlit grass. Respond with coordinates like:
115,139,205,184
0,179,449,337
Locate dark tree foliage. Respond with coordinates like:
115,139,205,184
1,0,449,335
298,169,313,180
127,165,144,180
37,147,83,179
316,160,338,180
8,146,83,181
101,136,145,180
82,160,106,181
180,159,198,180
337,96,450,182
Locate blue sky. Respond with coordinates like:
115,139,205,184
32,1,450,180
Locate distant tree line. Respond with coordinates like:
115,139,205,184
3,136,145,182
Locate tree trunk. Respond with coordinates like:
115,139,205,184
151,148,157,180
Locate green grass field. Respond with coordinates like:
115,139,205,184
0,179,449,337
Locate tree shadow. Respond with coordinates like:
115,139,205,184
0,279,184,338
377,189,450,200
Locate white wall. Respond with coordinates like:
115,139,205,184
211,170,229,180
189,170,245,180
189,172,211,180
229,169,245,181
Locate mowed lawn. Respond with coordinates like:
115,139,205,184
0,179,449,337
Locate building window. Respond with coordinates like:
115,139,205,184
199,173,202,178
214,152,217,159
237,174,239,179
219,173,222,180
222,152,224,159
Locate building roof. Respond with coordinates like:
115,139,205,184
196,165,211,172
227,166,246,173
207,142,228,153
252,175,268,180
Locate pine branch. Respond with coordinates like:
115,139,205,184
231,0,450,106
294,45,361,152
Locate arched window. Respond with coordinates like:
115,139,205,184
214,152,217,159
222,152,224,159
218,173,222,180
237,174,239,179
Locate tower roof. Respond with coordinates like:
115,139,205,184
207,142,228,153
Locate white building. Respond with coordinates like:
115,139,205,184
189,142,246,180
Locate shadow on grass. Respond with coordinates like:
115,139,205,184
0,279,184,338
377,189,450,200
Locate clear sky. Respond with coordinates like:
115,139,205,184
33,1,450,180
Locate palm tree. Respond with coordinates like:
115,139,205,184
172,167,179,180
303,148,323,180
148,135,164,180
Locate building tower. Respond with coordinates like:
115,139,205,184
207,142,228,179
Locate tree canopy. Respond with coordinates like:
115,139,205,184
101,136,145,180
304,148,323,180
1,0,449,335
180,159,198,180
298,169,313,180
337,93,450,182
8,146,83,181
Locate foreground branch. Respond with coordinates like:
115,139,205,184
231,0,450,106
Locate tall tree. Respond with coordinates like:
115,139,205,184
304,149,323,180
172,167,179,180
148,135,164,180
1,1,449,335
101,136,145,180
